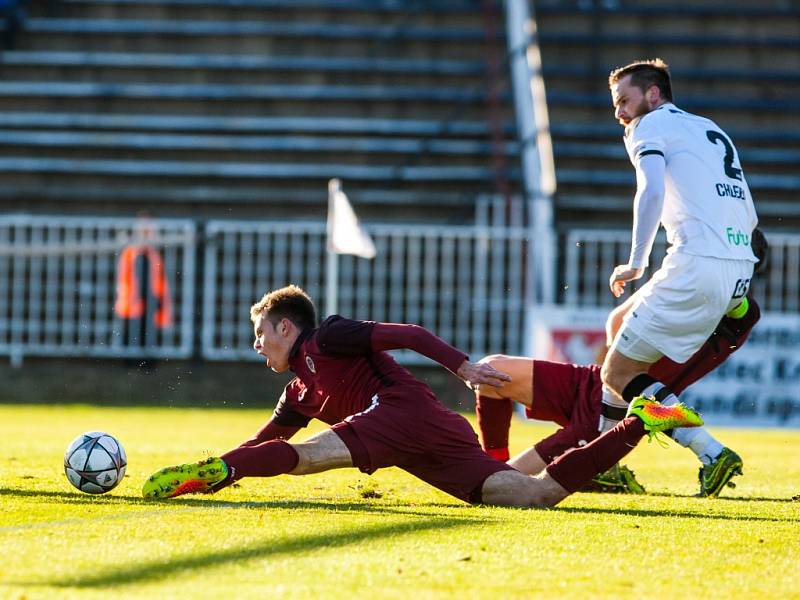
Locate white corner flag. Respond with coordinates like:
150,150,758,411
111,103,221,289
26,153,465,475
327,178,376,259
325,179,376,316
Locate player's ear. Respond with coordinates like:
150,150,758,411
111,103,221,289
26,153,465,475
280,318,291,336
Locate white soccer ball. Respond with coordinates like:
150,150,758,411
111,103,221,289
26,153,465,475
64,431,127,494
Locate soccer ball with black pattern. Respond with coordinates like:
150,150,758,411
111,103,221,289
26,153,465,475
64,432,127,494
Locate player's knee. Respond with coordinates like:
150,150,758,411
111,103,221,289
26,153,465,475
480,469,560,508
600,359,625,397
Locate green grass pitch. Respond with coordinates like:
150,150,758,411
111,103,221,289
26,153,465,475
1,404,798,599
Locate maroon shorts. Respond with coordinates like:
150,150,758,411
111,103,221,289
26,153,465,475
528,360,603,463
331,385,514,504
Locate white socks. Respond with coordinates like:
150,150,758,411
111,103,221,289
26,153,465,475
598,384,629,433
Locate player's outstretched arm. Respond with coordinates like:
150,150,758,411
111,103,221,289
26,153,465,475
371,321,508,381
456,359,512,390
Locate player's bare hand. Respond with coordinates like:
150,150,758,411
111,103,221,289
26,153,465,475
457,360,512,391
609,264,644,298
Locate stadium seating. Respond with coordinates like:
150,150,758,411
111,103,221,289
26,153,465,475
533,0,800,229
3,1,798,228
3,0,514,222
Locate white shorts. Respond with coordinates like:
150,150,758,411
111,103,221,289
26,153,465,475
613,252,754,363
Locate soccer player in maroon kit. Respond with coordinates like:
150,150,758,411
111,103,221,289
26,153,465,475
475,229,767,497
475,295,759,496
143,285,701,506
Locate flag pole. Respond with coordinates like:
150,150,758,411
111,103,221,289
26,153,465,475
325,178,340,317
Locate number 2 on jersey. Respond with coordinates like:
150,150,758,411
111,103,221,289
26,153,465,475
706,130,743,181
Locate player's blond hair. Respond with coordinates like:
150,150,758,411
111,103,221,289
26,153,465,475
609,58,673,102
250,284,317,330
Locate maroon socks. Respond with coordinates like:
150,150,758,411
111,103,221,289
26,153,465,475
221,439,300,481
545,416,646,493
476,395,513,461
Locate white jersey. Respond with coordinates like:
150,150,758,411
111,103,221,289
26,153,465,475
624,103,758,263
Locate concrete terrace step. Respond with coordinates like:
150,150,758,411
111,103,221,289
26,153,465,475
56,0,493,14
25,18,497,42
553,141,800,166
536,2,800,18
0,156,513,182
556,168,800,191
0,51,486,77
550,122,800,145
44,1,500,30
541,64,800,84
0,112,509,137
537,31,800,48
545,90,800,114
0,130,517,157
0,182,475,207
0,80,490,103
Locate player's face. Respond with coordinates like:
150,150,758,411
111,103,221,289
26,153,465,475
252,312,291,373
610,75,653,126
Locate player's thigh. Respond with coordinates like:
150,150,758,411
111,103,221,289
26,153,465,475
476,354,533,406
606,292,639,344
290,428,354,475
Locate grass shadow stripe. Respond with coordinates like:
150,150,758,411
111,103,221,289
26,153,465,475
26,517,477,589
556,505,799,523
0,487,488,521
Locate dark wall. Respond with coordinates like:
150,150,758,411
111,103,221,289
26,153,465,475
0,357,477,412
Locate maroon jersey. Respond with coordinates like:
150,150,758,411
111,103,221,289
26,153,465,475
270,316,467,429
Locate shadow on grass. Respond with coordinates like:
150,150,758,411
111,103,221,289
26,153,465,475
0,487,482,528
555,504,799,523
22,517,476,589
643,491,799,504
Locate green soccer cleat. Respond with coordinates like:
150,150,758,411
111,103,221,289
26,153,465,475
627,395,703,443
142,457,229,500
585,463,647,494
617,464,647,494
697,447,743,498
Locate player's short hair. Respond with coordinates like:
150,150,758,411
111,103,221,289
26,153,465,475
250,284,317,330
609,58,673,102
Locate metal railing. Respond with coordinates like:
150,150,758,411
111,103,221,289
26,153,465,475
0,215,196,364
562,228,795,312
201,219,532,363
1,214,796,366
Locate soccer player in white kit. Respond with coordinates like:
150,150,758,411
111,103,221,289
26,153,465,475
601,59,759,491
